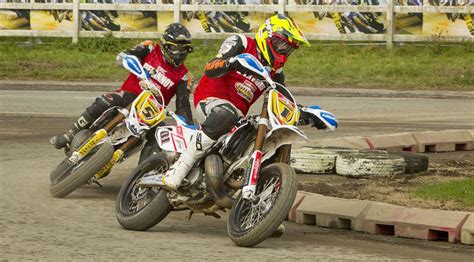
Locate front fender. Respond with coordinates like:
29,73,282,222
262,125,309,162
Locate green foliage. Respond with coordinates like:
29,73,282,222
413,178,474,208
0,38,473,90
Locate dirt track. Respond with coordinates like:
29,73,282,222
1,91,474,260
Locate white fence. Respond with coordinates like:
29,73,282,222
0,1,473,47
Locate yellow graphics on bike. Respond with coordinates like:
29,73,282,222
75,129,108,158
268,89,300,127
132,90,166,128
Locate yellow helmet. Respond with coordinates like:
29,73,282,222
255,14,310,70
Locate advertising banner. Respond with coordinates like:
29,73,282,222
289,0,387,34
423,0,473,36
0,0,31,29
395,0,422,35
1,0,472,37
30,10,74,30
158,1,275,34
80,1,157,31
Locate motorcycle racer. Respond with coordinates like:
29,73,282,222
50,23,195,160
141,14,334,190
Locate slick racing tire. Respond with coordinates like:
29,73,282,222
227,163,298,247
116,153,172,231
389,151,429,174
335,152,406,178
49,142,114,198
51,130,92,183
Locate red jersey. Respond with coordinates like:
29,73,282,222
119,44,188,106
194,36,267,115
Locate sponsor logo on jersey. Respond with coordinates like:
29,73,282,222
143,63,175,89
235,82,254,102
236,71,266,91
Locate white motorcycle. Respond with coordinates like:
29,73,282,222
115,53,338,247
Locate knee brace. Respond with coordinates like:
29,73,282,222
201,103,239,140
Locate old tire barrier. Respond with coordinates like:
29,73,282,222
291,147,359,174
389,151,429,174
291,152,336,174
335,152,406,177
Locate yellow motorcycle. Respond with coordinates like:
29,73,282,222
49,56,171,198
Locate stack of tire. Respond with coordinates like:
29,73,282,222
290,147,429,178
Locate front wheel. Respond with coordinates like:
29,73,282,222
227,163,298,247
116,153,172,231
49,142,114,198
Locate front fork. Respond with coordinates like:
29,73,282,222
242,95,270,201
68,107,131,166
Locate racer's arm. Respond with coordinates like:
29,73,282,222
175,75,194,125
273,70,285,86
115,40,155,66
204,35,247,78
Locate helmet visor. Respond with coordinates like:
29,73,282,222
270,36,296,56
163,41,193,54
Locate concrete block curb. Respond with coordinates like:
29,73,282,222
412,130,473,152
365,133,418,152
461,215,474,245
362,202,405,235
288,191,313,222
295,194,371,231
311,136,370,149
292,192,474,245
393,208,470,243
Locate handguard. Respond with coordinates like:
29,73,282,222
299,105,338,131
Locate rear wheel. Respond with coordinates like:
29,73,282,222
116,153,172,231
49,142,114,198
227,163,298,247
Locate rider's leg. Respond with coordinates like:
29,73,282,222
140,99,241,190
50,91,135,149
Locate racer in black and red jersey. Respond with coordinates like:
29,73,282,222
50,23,195,161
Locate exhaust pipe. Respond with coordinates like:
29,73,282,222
204,154,235,209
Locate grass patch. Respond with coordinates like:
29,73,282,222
413,178,474,208
1,36,473,91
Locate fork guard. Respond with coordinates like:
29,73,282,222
261,125,309,163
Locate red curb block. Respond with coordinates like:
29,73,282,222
364,133,418,152
292,192,474,245
288,191,313,222
461,214,474,245
395,208,469,243
412,130,473,152
295,194,372,231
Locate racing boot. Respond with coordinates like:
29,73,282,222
139,130,216,190
270,224,286,238
49,112,93,149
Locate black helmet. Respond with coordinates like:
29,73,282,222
161,23,193,67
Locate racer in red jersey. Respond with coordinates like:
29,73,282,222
50,23,194,161
143,14,330,191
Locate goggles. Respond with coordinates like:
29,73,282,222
163,40,193,54
270,35,298,56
